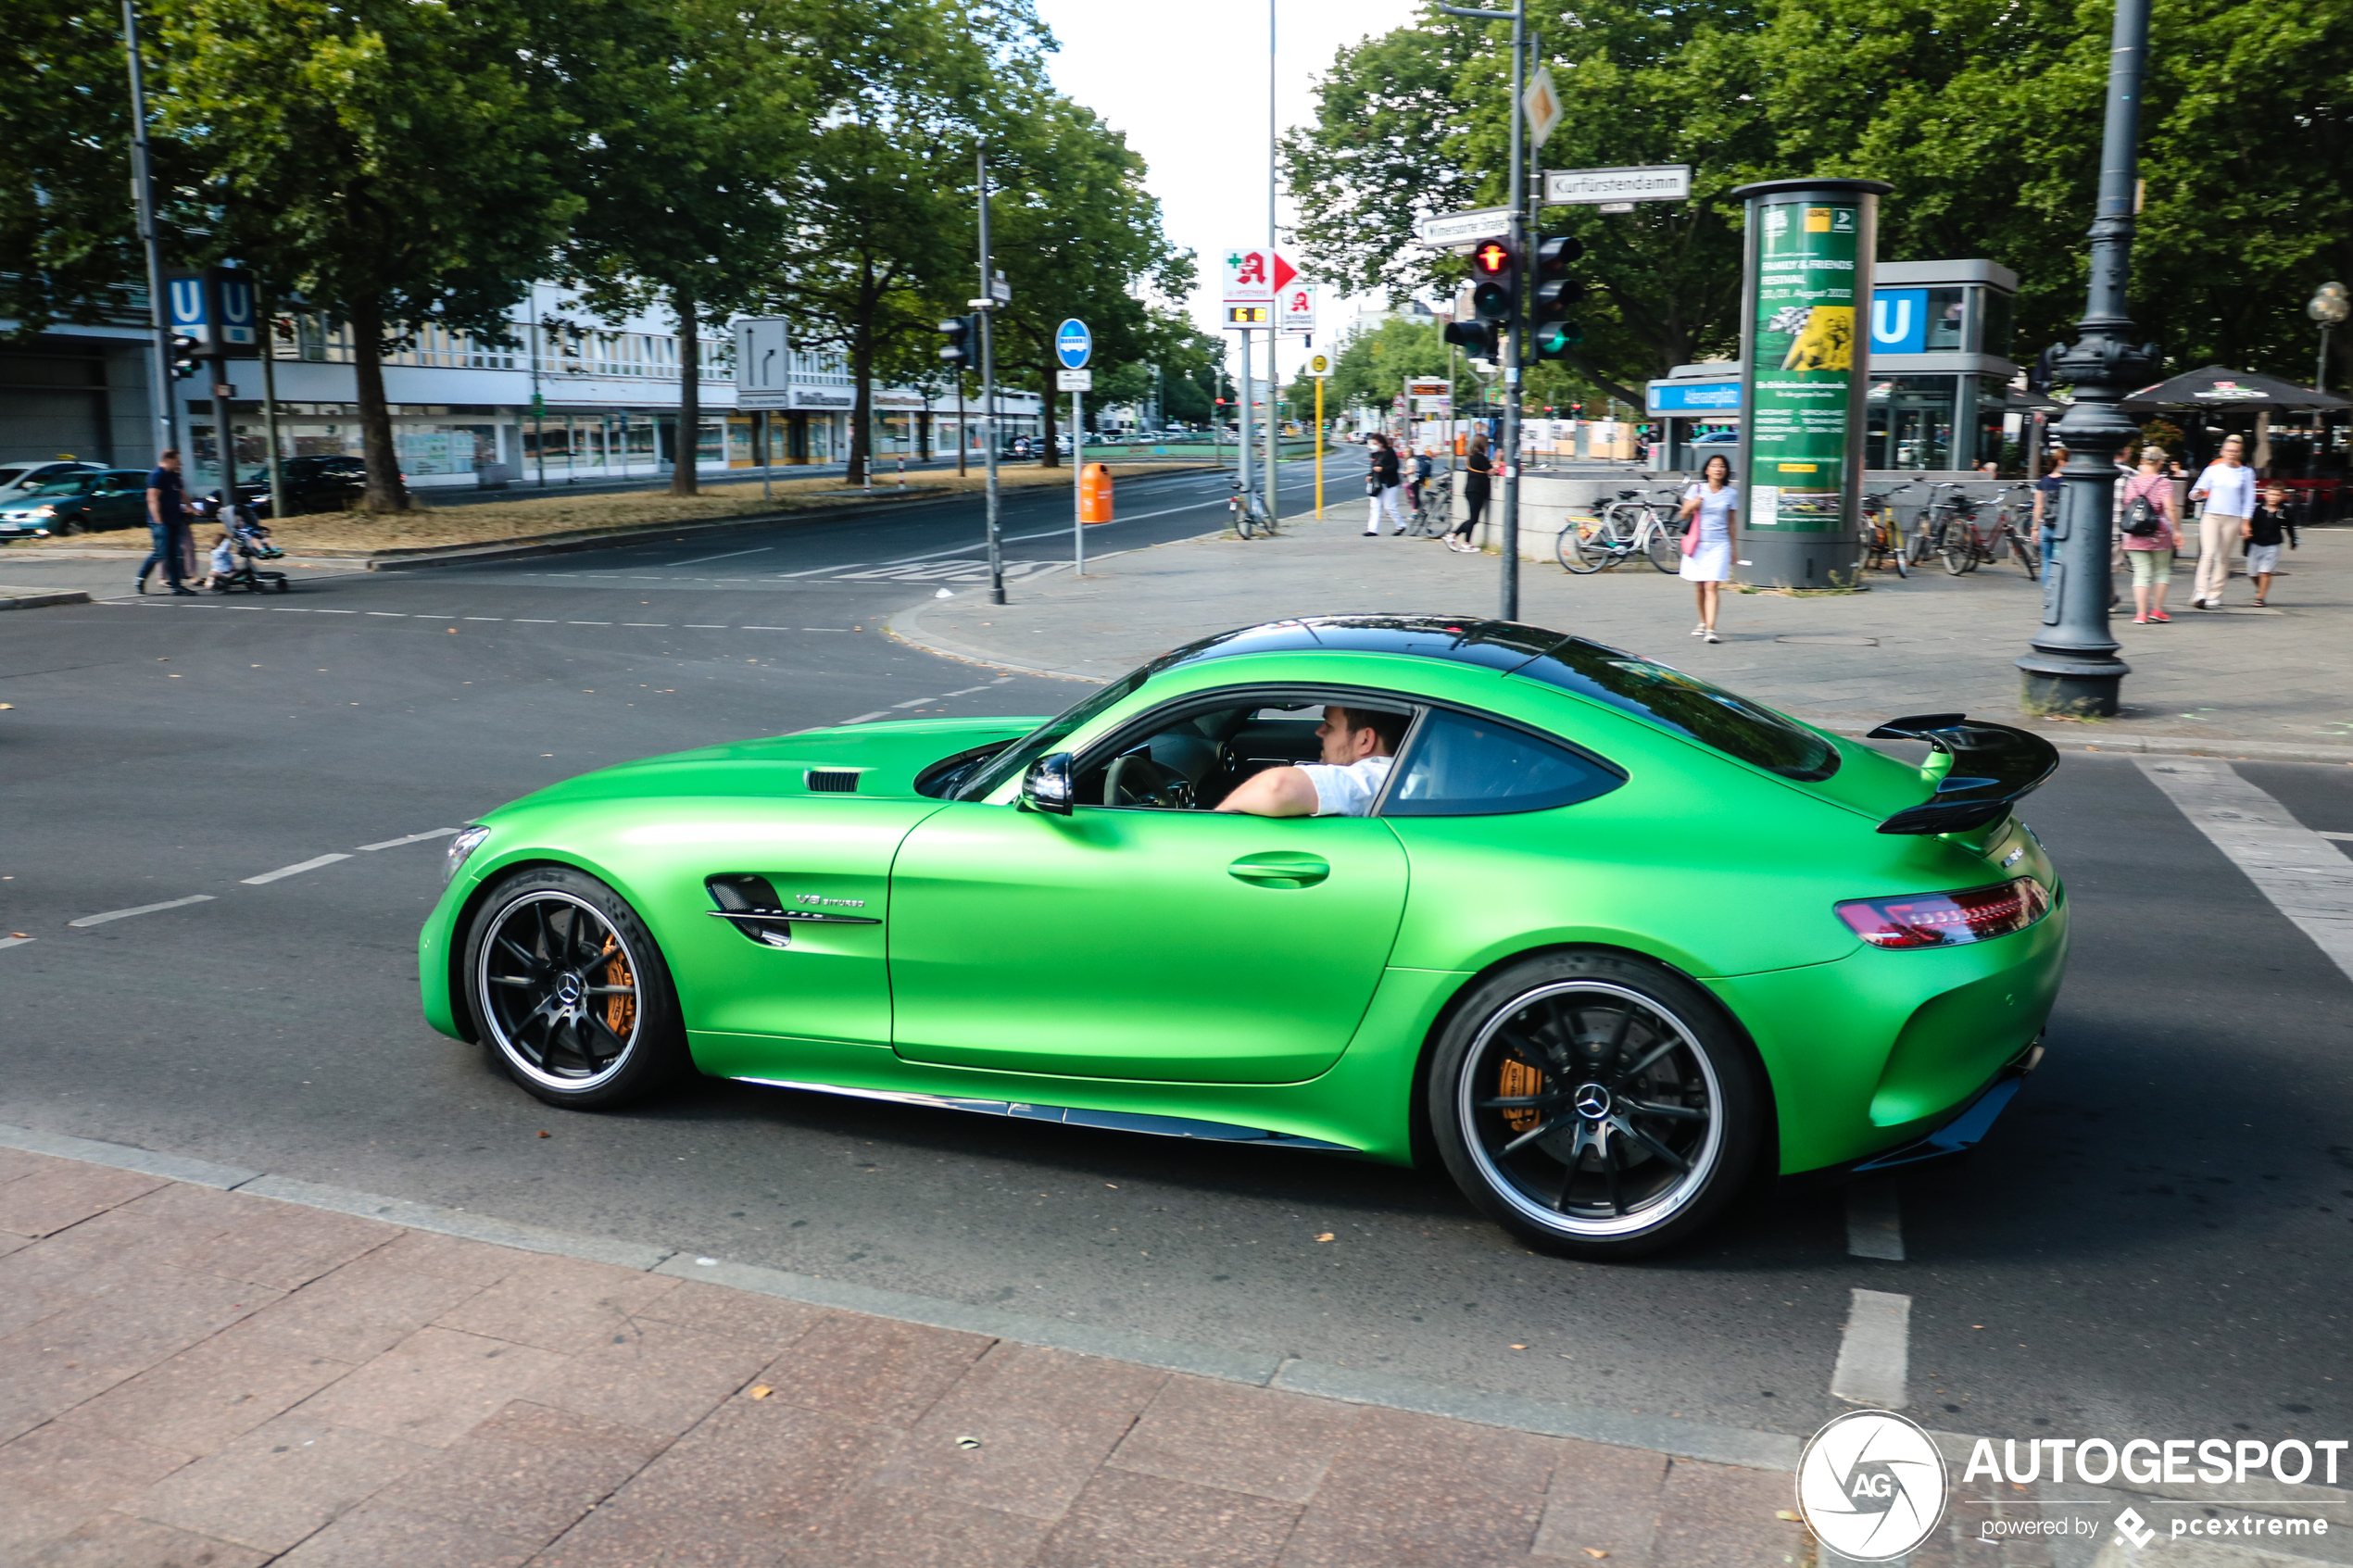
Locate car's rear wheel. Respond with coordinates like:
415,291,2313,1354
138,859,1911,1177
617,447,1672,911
462,867,689,1109
1429,952,1763,1259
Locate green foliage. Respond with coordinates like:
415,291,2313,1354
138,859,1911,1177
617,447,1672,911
1286,0,2353,398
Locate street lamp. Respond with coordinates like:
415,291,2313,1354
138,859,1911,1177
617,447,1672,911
2310,282,2348,394
2015,0,2157,719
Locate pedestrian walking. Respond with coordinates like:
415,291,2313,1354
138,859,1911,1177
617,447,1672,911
2187,433,2255,608
2031,446,2067,544
138,448,196,596
2117,443,2181,623
2245,483,2298,607
1363,433,1406,536
1448,433,1492,553
1678,453,1737,643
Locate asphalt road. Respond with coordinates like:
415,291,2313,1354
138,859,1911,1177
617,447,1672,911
4,458,2348,1456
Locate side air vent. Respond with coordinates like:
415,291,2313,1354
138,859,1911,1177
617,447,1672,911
806,770,862,793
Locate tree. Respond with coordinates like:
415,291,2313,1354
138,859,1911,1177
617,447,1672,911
2,0,154,338
761,0,1051,484
978,96,1194,467
164,0,580,509
547,0,821,495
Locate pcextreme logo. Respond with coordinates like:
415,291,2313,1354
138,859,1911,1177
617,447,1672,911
1796,1410,1948,1562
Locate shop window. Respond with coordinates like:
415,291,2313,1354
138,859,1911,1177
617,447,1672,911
1924,288,1967,352
1977,289,2015,361
1867,375,1957,470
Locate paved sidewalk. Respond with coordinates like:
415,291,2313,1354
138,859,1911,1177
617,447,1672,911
0,1146,1818,1567
891,511,2353,762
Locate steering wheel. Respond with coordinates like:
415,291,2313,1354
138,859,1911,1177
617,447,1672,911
1106,752,1196,810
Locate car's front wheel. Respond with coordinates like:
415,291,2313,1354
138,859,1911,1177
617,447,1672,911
462,867,689,1109
1429,952,1764,1259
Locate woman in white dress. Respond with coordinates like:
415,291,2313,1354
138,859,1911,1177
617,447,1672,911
1678,453,1737,643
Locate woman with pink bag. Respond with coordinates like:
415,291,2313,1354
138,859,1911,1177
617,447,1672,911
2116,443,2182,624
1677,452,1737,643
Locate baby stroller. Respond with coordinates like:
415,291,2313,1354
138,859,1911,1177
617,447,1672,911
198,495,291,595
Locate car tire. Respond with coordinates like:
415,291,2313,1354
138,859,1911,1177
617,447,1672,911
1429,951,1764,1260
461,866,691,1110
55,517,84,536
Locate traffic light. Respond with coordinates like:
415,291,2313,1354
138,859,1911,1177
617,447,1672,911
1530,235,1586,361
1442,319,1498,360
937,314,978,366
169,334,202,379
1469,238,1517,332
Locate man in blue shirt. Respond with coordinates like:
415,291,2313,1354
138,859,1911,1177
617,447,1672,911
140,449,196,596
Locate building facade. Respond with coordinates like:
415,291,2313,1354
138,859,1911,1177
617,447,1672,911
0,283,1043,494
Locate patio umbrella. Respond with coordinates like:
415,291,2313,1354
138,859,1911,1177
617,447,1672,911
2121,364,2350,412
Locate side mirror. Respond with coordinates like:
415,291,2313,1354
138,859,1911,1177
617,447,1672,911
1021,753,1076,815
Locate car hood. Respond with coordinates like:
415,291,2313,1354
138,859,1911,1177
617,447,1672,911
492,715,1044,813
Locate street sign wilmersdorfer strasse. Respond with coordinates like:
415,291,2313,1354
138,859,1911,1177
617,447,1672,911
1544,165,1692,206
1413,207,1515,251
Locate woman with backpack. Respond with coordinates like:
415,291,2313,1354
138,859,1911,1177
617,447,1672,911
2117,443,2182,623
1448,432,1492,552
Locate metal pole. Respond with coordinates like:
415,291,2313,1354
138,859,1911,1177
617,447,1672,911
260,307,285,518
2320,323,2332,395
1265,0,1279,524
760,410,771,502
1500,0,1527,618
978,144,1004,605
1315,375,1324,517
2015,0,2152,717
122,0,174,465
530,292,547,486
1072,385,1085,574
1238,330,1255,520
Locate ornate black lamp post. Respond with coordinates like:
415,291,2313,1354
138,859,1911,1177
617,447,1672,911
2017,0,2158,717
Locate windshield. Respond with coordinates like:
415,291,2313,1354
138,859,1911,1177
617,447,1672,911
0,469,23,489
952,665,1153,800
1513,639,1840,781
30,478,93,496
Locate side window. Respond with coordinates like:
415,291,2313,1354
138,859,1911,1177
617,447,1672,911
1382,708,1623,817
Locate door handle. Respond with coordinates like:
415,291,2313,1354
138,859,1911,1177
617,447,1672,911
1228,851,1329,888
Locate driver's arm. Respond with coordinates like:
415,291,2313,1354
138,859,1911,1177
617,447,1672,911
1215,766,1318,817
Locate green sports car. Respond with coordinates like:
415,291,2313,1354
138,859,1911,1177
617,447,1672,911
420,616,2065,1258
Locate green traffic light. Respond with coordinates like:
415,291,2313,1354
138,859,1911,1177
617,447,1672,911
1532,322,1584,360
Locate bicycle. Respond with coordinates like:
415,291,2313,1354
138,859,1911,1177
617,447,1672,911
1560,483,1684,575
1405,473,1454,538
1989,482,2042,579
1229,479,1277,539
1858,478,1921,577
1923,483,2000,574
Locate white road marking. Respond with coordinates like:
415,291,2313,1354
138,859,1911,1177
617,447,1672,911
840,710,890,723
464,617,501,621
568,621,611,626
741,625,794,631
1846,1178,1906,1261
1830,1288,1910,1408
355,827,460,852
69,894,216,928
684,623,728,629
0,936,33,950
623,622,668,627
2322,830,2353,843
365,611,405,617
668,546,772,567
2137,759,2353,985
241,852,352,884
315,608,354,614
777,561,866,577
514,618,557,623
891,697,937,709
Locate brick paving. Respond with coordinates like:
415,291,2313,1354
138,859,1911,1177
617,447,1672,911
890,508,2353,762
0,1149,1814,1566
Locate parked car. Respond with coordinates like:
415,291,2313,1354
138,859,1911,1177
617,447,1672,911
1691,429,1739,445
0,469,152,537
0,459,106,509
233,454,371,516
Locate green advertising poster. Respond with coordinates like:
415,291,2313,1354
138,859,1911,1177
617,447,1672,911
1748,202,1860,532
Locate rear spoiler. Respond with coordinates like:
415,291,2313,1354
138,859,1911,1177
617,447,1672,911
1865,713,2061,835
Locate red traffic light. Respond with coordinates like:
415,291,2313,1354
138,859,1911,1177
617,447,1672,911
1472,241,1512,276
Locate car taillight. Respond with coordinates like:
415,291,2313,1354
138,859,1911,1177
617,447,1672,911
1836,877,2050,950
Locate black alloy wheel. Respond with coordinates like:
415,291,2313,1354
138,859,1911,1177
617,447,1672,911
463,866,688,1109
1430,952,1762,1259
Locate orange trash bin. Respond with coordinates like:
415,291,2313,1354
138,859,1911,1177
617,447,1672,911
1080,462,1114,524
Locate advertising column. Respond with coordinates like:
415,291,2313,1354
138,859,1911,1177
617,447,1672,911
1730,179,1890,588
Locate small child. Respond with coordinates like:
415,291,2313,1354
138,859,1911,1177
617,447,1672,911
203,529,236,589
2244,483,2299,607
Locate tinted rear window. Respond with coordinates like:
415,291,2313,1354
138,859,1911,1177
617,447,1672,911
1512,641,1839,781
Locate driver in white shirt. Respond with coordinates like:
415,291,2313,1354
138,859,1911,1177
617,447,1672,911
1216,705,1408,817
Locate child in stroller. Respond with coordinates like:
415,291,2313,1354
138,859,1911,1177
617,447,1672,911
196,494,290,594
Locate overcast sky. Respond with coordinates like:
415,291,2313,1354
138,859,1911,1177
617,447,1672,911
1030,0,1426,396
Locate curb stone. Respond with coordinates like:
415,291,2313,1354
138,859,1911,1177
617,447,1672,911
0,586,93,611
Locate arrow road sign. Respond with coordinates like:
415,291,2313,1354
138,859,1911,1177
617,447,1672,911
1412,207,1516,250
1055,319,1092,370
1543,165,1692,206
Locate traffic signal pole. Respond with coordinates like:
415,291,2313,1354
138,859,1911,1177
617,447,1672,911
976,144,1004,606
1441,0,1528,620
121,0,174,464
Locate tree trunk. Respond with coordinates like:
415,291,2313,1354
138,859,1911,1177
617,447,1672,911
849,329,873,485
1037,331,1061,469
350,293,409,513
672,289,700,496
